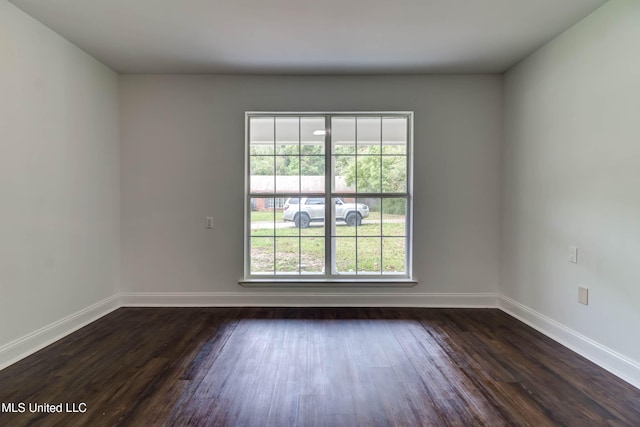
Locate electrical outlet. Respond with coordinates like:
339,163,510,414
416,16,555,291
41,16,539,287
569,246,578,263
205,216,214,229
578,287,589,305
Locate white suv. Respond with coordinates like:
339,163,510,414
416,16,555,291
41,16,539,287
282,197,369,228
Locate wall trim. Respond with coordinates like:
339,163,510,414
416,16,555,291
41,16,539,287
498,294,640,390
119,291,499,308
0,295,120,371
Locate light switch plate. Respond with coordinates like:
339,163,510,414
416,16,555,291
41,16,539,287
569,246,578,263
206,216,214,229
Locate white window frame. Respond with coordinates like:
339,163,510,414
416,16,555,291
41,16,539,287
242,112,415,286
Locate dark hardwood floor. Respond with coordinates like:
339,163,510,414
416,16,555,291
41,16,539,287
1,308,639,426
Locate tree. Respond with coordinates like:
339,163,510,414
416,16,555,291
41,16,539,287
343,145,406,214
250,144,325,176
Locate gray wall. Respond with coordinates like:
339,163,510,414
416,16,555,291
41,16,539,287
0,2,120,346
502,0,640,362
119,75,502,296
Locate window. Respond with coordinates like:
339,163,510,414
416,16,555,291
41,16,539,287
265,197,287,209
246,112,413,282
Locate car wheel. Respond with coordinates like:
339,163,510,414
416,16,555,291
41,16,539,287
345,212,362,226
295,213,310,228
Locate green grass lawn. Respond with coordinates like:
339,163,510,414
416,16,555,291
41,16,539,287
250,222,406,274
251,211,279,222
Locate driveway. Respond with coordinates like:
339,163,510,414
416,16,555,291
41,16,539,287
250,218,404,229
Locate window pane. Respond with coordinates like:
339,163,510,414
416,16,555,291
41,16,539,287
300,156,324,193
250,156,274,193
382,237,406,273
381,198,406,236
279,197,301,236
357,197,379,236
275,156,299,193
357,237,381,274
300,117,325,155
250,117,274,155
276,117,299,155
250,237,274,274
333,197,356,236
382,117,407,155
355,155,381,193
301,238,324,274
299,197,326,237
333,155,355,193
357,117,381,155
332,117,355,155
250,198,275,236
381,156,406,193
276,237,299,274
334,237,356,274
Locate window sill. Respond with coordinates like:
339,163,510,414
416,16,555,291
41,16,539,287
239,279,418,288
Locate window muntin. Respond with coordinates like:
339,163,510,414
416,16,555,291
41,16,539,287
246,112,412,280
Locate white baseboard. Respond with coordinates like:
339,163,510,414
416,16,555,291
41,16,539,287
498,294,640,390
0,295,120,371
119,291,499,308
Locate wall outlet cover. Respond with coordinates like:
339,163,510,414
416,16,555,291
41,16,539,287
578,286,589,305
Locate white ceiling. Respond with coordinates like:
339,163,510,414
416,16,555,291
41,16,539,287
9,0,608,74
